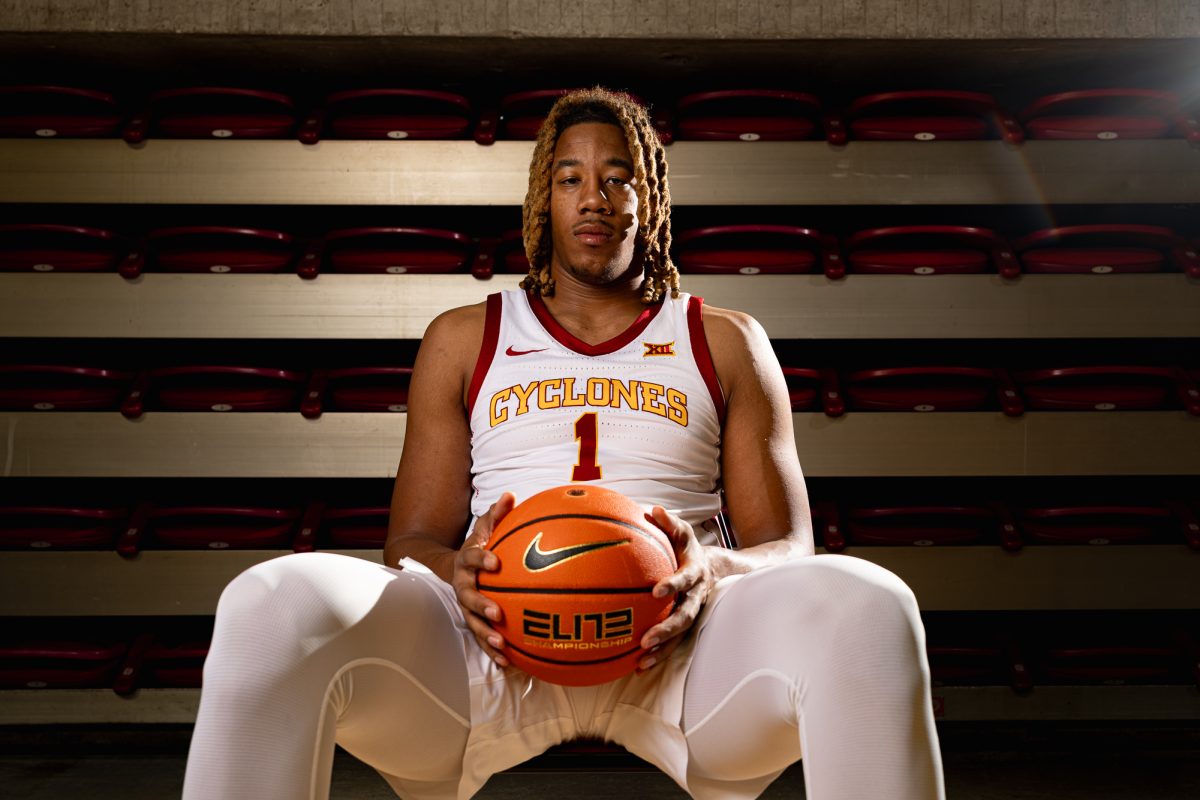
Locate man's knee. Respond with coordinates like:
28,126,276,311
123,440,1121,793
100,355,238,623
731,555,922,642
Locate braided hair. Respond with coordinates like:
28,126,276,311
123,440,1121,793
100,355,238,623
520,87,679,304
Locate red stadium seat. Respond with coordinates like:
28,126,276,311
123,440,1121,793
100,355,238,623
843,505,1001,547
925,620,1030,691
672,90,832,142
478,89,579,143
119,502,303,556
1011,365,1200,415
299,89,474,144
314,227,475,277
320,505,390,549
1034,625,1195,687
780,367,844,416
843,90,1023,143
0,506,126,550
0,365,133,411
0,224,127,273
122,87,298,143
120,366,307,417
476,89,664,144
0,85,122,138
492,229,531,274
1019,89,1200,142
0,634,126,689
673,225,838,276
844,225,1018,278
130,226,298,277
1015,504,1184,545
844,367,1024,415
300,367,412,418
1013,225,1198,275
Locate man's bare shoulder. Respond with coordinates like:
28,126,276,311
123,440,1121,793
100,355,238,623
697,302,776,396
414,302,489,392
698,302,765,348
424,301,488,343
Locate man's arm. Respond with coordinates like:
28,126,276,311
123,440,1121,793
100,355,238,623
704,304,816,572
382,304,482,580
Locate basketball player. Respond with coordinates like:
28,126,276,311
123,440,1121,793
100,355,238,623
183,88,945,799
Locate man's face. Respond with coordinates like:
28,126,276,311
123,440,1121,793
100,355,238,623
547,122,640,287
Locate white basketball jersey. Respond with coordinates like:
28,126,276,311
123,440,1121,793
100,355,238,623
467,289,725,539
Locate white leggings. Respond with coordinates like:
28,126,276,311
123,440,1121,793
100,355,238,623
182,552,944,799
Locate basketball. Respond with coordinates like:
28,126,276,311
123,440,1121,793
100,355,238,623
476,485,678,686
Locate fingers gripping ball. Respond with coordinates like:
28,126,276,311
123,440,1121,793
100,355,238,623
476,485,677,686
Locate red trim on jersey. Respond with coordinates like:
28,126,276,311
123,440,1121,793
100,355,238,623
527,291,663,357
467,293,503,417
687,295,726,425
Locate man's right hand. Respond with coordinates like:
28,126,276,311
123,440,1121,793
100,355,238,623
451,491,516,667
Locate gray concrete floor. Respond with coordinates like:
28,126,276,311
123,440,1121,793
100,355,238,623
2,723,1199,799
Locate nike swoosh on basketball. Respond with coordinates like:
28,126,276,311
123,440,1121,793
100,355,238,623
523,532,627,571
506,345,548,356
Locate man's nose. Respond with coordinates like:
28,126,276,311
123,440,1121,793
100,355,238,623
578,177,612,214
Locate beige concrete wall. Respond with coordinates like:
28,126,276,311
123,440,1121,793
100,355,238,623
2,0,1199,39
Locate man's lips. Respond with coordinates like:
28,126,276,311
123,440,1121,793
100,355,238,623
573,223,613,245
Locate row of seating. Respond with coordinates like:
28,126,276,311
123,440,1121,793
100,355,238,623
3,497,1198,553
3,613,1196,692
3,363,1197,416
3,223,1198,279
3,86,1198,144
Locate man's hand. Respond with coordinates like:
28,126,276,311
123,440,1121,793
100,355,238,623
452,491,516,668
637,505,717,673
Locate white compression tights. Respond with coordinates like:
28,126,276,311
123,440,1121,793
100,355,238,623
182,552,944,800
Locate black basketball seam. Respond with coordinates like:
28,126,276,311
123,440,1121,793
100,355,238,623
487,512,674,562
476,585,658,595
505,640,643,667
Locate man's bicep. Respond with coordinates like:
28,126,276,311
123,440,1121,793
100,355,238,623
717,317,814,552
387,313,477,552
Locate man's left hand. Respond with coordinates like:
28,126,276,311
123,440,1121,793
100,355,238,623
637,505,716,673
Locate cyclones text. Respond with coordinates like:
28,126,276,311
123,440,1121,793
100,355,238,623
489,377,688,428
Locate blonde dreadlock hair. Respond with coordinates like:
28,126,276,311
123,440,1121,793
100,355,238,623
520,87,679,304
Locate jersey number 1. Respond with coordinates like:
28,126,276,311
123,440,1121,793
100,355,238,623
572,412,602,481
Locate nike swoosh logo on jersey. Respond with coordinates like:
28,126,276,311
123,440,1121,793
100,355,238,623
522,532,627,572
506,345,548,357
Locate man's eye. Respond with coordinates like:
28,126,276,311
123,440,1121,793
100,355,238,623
607,176,627,185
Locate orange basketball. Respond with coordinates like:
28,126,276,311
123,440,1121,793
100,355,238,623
476,485,678,686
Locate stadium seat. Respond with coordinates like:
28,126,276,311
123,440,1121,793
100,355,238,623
0,364,134,411
673,225,839,276
300,366,412,418
844,225,1018,278
118,501,303,556
311,227,476,278
1011,365,1200,415
475,88,666,144
1015,503,1185,545
842,90,1024,143
842,504,1005,547
127,226,298,277
119,366,307,417
319,505,390,549
122,87,299,143
1013,224,1199,276
780,367,844,415
299,89,474,143
672,90,837,143
843,367,1024,415
1019,89,1200,142
0,506,127,550
0,224,127,273
0,85,123,138
0,629,127,689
